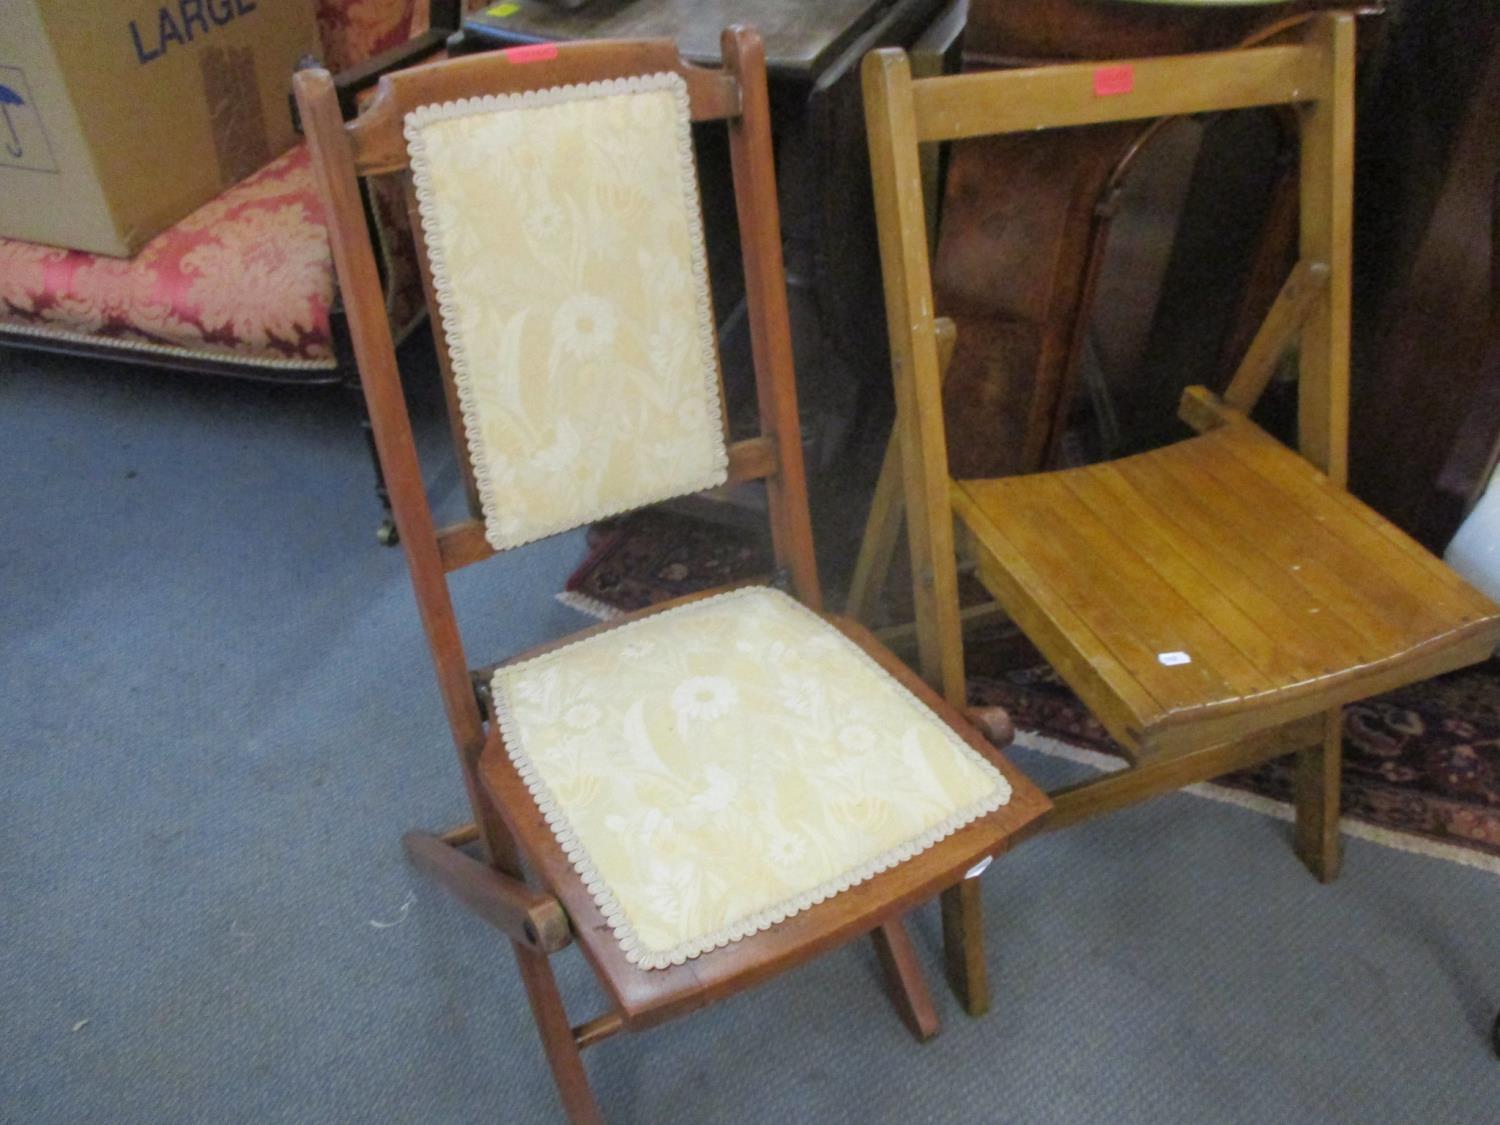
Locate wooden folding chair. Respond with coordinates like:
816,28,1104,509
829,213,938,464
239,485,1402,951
862,8,1500,982
294,28,1049,1121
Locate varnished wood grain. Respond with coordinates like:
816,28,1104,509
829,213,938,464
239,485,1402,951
912,44,1326,143
348,42,740,175
438,821,481,847
1178,383,1235,434
1293,709,1343,882
870,919,942,1041
1222,258,1330,412
865,51,1004,1016
402,831,571,952
1205,405,1499,620
1046,715,1323,830
515,943,605,1123
571,1011,626,1050
864,50,967,704
847,316,957,624
295,69,513,874
724,28,822,609
939,879,988,1018
1295,14,1355,484
955,420,1500,758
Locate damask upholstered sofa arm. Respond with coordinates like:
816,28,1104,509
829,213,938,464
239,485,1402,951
0,0,462,544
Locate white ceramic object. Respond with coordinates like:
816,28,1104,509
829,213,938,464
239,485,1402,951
1445,477,1500,614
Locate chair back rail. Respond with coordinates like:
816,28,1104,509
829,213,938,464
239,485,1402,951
437,436,779,572
911,42,1330,142
293,30,820,868
346,43,742,174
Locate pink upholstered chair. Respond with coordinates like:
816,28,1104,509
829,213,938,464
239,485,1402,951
0,0,462,543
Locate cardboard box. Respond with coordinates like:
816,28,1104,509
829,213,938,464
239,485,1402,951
0,0,319,257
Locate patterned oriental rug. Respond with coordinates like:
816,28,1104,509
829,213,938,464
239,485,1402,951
563,509,1500,874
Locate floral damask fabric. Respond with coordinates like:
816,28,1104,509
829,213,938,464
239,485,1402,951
0,0,428,371
492,587,1013,969
405,74,728,549
316,0,420,74
314,0,430,345
0,146,337,369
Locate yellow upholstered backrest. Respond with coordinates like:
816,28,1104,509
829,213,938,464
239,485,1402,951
404,73,728,550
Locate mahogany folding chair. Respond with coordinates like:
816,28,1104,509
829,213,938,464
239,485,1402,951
861,9,1500,972
294,28,1049,1121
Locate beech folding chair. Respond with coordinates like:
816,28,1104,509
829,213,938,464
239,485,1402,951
295,29,1049,1121
862,9,1500,977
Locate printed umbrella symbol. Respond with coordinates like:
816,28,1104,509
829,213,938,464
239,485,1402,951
0,83,25,158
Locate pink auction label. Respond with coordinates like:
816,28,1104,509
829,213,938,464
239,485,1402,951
503,43,559,64
1093,65,1134,97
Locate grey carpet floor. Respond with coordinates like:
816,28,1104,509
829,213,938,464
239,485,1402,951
3,347,1499,1124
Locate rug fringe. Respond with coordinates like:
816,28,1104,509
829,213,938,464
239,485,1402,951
1013,730,1500,878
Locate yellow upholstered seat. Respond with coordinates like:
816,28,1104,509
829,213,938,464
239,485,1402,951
492,586,1012,969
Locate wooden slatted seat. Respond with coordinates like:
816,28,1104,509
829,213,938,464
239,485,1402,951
955,399,1500,761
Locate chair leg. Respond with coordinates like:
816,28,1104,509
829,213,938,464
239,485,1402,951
870,918,941,1042
514,943,605,1124
939,880,989,1017
1293,708,1343,883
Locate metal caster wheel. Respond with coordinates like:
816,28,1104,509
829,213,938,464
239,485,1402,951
377,519,399,546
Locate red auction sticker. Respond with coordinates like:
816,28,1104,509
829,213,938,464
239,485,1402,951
503,43,559,64
1093,65,1135,97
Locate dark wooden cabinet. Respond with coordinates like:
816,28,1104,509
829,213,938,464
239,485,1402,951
1348,1,1500,548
